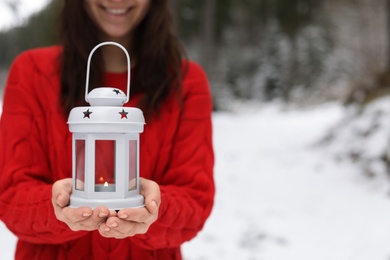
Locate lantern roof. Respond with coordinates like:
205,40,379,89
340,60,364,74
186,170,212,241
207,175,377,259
68,87,145,133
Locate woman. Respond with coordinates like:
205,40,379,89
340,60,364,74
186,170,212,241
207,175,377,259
0,0,215,259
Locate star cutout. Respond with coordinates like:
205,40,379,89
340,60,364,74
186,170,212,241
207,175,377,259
119,109,128,119
83,109,92,119
113,89,121,95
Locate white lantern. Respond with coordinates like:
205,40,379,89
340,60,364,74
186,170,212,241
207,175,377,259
67,42,145,210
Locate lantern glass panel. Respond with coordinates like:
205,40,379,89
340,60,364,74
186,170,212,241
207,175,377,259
95,140,116,192
75,139,85,191
129,140,137,191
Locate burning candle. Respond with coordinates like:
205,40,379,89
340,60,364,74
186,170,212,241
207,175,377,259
95,181,115,192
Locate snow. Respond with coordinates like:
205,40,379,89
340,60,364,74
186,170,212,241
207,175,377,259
181,101,390,260
0,0,50,31
1,100,390,260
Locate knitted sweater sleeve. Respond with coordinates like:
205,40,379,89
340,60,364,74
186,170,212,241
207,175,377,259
130,62,215,249
0,51,88,244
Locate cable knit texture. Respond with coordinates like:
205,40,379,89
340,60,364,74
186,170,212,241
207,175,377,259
0,46,215,259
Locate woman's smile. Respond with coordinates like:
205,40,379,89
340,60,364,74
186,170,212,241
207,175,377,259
100,5,132,16
85,0,150,40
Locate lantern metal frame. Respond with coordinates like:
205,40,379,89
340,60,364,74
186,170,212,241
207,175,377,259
68,42,145,210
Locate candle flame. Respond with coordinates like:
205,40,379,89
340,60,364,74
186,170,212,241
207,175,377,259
99,177,104,182
104,181,108,187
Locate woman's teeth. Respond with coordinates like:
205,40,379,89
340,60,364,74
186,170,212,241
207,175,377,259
106,8,128,15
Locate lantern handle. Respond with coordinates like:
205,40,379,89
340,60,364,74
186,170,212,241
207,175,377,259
85,41,131,104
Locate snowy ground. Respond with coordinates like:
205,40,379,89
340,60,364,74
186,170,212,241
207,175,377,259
1,101,390,260
182,101,390,260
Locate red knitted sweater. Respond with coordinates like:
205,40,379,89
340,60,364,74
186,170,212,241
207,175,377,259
0,46,215,259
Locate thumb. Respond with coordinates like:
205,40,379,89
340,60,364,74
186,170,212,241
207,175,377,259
146,200,159,215
52,178,72,208
139,178,160,214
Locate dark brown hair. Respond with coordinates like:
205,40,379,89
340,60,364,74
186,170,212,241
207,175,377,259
59,0,186,118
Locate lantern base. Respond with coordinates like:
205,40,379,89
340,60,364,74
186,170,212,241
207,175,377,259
69,194,145,210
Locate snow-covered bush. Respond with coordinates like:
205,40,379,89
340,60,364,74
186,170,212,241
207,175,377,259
320,96,390,178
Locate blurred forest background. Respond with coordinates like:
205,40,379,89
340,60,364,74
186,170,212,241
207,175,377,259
0,0,389,178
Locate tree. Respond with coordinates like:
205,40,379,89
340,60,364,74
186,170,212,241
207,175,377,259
200,0,216,78
0,0,61,69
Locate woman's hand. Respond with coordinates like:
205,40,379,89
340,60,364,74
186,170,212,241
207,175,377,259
52,178,115,231
98,178,161,239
